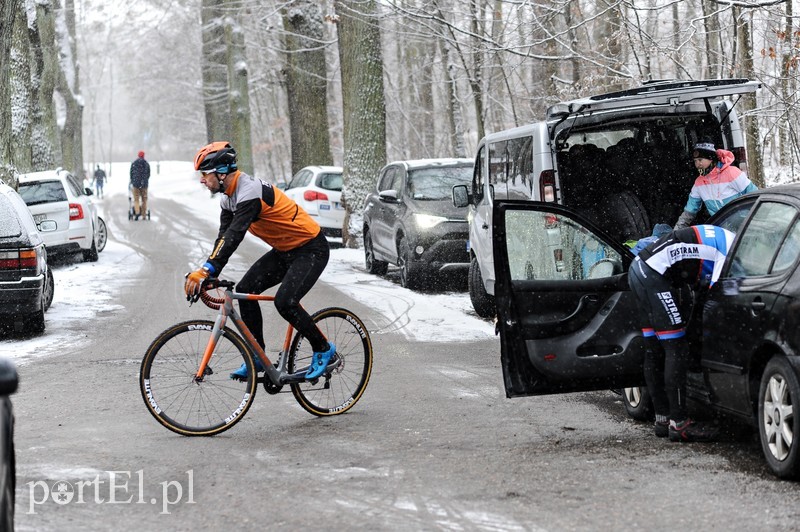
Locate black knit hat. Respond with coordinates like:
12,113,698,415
693,140,717,161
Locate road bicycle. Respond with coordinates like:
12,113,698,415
139,278,373,436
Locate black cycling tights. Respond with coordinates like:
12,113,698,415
236,232,330,353
643,335,691,422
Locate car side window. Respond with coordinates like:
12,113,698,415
65,174,83,196
728,201,798,277
287,169,311,190
713,198,756,234
474,145,485,204
503,209,622,281
377,167,395,192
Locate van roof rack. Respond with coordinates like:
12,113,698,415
546,78,760,120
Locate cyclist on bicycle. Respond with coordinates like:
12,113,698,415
184,141,335,380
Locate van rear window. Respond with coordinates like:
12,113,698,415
18,180,68,206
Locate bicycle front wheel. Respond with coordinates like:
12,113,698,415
288,308,373,416
139,320,257,436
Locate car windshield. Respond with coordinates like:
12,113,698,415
407,166,472,200
0,195,22,238
18,180,68,206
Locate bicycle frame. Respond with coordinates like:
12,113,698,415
193,286,309,385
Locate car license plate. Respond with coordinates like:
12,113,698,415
320,204,330,211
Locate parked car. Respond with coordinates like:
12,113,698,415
0,358,17,529
453,78,761,318
18,168,106,262
283,166,344,237
0,182,54,333
491,184,800,479
363,158,473,289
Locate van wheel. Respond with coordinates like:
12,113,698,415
605,191,651,241
622,386,654,421
469,258,495,318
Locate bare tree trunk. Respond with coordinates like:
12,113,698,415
30,0,60,171
282,0,333,173
201,0,231,142
10,1,32,173
702,0,721,78
224,5,253,173
780,0,793,165
0,0,21,184
56,0,84,177
438,36,466,158
468,0,485,141
735,7,764,188
335,0,386,248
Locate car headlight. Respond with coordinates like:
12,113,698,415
414,214,448,229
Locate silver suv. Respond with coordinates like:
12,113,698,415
453,78,761,318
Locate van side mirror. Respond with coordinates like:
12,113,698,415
452,185,470,208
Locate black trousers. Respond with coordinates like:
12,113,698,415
236,232,330,353
628,257,694,421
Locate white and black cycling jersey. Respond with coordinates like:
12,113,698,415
636,224,735,288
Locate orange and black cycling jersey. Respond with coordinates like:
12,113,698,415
204,170,320,274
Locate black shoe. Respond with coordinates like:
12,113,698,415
668,418,718,442
654,420,669,438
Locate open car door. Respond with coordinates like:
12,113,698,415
493,200,648,397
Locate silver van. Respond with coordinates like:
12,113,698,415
453,78,761,318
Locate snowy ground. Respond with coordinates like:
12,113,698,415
0,161,494,364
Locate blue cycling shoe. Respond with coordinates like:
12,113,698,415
306,343,336,380
230,357,266,380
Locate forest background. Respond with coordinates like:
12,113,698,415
0,0,798,244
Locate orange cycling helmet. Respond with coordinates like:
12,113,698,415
194,141,237,174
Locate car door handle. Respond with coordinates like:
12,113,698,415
482,223,489,229
751,298,766,312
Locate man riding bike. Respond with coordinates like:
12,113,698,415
184,141,335,380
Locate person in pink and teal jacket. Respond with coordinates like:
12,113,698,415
674,139,758,229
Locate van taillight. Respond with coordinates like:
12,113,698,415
0,249,38,269
69,203,84,220
730,147,748,173
539,170,556,202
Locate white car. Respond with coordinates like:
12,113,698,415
18,169,106,262
283,166,344,237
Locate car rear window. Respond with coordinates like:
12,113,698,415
0,195,22,238
318,173,342,192
18,180,68,206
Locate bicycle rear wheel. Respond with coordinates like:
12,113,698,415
139,320,257,436
288,308,373,416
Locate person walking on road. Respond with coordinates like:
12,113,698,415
93,165,106,199
628,224,735,442
130,150,150,220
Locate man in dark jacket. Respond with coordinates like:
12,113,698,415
130,150,151,220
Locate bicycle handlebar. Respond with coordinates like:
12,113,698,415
187,277,236,310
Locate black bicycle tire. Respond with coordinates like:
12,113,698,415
288,308,373,416
139,320,257,436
